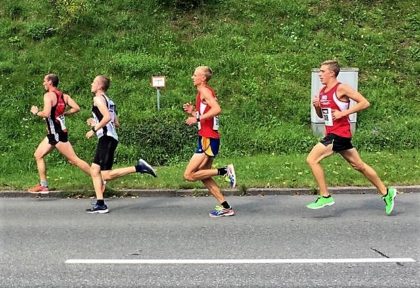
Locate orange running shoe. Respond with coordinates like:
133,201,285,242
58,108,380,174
28,184,49,194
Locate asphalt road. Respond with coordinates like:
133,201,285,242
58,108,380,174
1,193,419,288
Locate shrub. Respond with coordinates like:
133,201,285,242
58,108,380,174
27,23,55,40
118,109,196,165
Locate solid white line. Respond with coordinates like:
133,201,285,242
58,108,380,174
65,258,416,264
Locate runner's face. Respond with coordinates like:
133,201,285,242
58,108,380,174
192,69,205,86
318,65,334,85
91,77,100,93
43,76,50,91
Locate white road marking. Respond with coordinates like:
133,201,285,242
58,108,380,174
65,258,416,264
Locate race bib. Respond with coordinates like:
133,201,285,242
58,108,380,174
322,108,333,126
213,116,219,131
56,115,67,130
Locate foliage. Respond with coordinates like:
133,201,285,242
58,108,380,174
0,0,419,179
1,150,419,191
157,0,220,10
49,0,93,28
118,109,196,165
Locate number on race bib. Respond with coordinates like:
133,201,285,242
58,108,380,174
213,116,219,131
322,108,333,126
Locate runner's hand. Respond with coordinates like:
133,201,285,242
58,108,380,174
86,118,96,126
185,116,198,126
332,109,345,120
30,106,39,115
86,130,95,139
183,103,194,114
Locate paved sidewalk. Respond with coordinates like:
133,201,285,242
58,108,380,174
0,185,418,198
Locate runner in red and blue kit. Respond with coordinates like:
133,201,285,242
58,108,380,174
306,60,397,214
195,85,220,157
183,66,236,218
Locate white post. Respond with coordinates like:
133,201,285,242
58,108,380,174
151,76,166,111
156,88,161,111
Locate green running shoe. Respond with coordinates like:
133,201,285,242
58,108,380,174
383,187,397,215
306,196,335,209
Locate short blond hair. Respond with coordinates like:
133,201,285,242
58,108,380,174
196,66,213,81
321,60,340,77
96,75,110,91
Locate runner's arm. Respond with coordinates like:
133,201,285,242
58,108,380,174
313,95,322,118
32,92,52,118
336,84,370,117
63,94,80,115
114,114,120,128
198,87,221,120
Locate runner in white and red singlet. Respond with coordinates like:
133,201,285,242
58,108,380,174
183,66,236,217
306,60,397,215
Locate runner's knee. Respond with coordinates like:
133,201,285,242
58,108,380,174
90,165,101,176
34,150,44,160
306,155,318,166
183,171,195,182
351,162,365,171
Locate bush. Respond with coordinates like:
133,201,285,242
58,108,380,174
118,109,196,165
27,23,55,40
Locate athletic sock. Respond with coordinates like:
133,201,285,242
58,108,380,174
97,199,105,206
221,201,230,209
40,180,48,187
135,165,142,173
322,195,331,198
217,167,227,176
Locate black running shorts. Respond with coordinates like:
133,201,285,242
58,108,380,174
320,133,353,152
93,136,119,170
47,132,68,145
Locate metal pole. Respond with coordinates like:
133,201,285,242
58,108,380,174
157,88,161,111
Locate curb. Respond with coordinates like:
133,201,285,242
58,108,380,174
0,185,419,198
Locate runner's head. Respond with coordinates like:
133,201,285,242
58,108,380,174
319,60,340,85
192,66,212,86
91,75,110,94
43,74,59,91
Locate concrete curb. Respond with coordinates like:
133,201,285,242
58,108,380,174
0,185,419,198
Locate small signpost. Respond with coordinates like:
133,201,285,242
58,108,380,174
151,76,166,111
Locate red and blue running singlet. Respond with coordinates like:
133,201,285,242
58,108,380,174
46,89,67,136
195,86,220,139
319,82,352,138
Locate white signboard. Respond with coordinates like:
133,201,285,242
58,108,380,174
152,76,166,88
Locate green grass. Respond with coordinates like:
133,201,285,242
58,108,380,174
1,150,418,196
0,0,419,188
